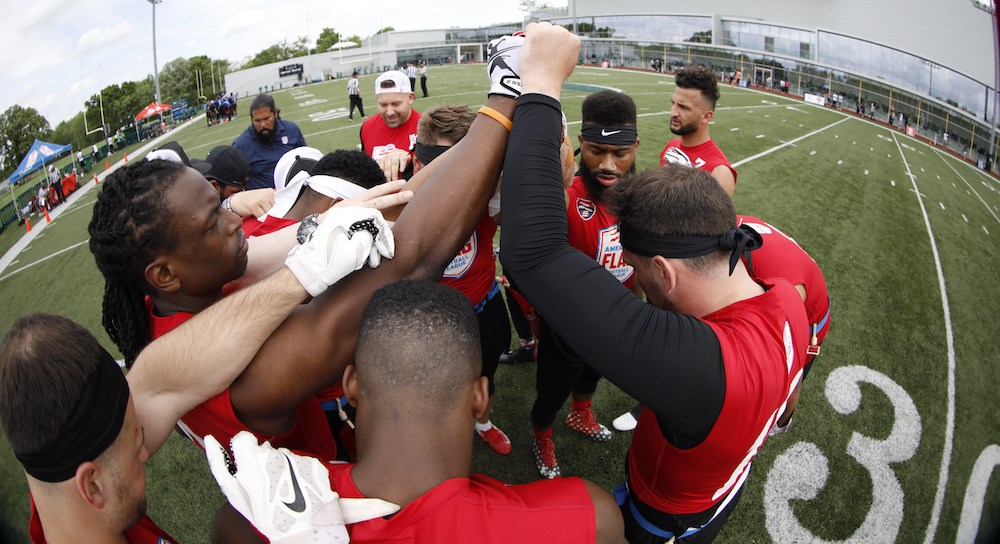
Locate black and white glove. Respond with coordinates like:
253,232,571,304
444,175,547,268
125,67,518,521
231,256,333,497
206,432,400,544
285,207,394,297
486,33,525,98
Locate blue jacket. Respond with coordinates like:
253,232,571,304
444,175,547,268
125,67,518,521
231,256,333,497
232,118,307,189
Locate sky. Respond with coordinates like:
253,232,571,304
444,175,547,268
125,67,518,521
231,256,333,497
1,0,546,128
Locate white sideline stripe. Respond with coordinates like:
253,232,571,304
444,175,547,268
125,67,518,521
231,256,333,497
932,148,1000,226
732,117,849,168
0,239,90,283
894,131,957,544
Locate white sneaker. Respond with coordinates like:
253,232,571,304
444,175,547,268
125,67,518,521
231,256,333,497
612,404,641,432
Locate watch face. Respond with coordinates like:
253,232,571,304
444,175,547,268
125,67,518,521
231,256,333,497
297,216,319,244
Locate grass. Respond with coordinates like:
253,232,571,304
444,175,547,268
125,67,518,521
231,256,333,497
1,64,998,543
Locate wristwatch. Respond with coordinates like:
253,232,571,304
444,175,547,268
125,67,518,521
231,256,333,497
296,213,320,244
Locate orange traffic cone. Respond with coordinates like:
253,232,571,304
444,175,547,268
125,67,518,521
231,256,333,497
105,159,110,170
124,153,128,163
44,207,51,223
93,174,99,185
25,218,31,232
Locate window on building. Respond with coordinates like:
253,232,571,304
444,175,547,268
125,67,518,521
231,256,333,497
764,36,775,53
800,42,811,59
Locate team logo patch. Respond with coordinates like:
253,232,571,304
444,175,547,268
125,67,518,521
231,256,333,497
597,225,634,283
576,198,596,221
281,135,289,145
662,146,692,167
443,234,477,278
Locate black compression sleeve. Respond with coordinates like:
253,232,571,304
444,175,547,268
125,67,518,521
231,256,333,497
500,94,725,447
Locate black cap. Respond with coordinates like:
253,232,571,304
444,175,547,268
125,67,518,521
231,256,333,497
194,146,250,187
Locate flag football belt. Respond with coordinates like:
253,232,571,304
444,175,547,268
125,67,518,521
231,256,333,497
614,481,703,541
806,297,831,357
473,282,501,315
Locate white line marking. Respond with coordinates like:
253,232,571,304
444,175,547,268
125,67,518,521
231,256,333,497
957,445,1000,543
963,214,969,223
838,160,843,165
921,168,925,172
891,180,896,187
870,147,875,151
939,202,946,210
810,150,816,156
865,170,869,176
932,148,1000,225
984,225,990,235
732,118,850,168
835,134,839,138
756,134,766,139
895,131,956,544
730,127,740,132
0,240,90,283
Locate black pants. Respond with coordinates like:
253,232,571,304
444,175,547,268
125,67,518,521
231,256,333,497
476,289,510,396
622,482,745,544
409,78,417,94
349,95,365,119
531,319,602,428
420,76,428,97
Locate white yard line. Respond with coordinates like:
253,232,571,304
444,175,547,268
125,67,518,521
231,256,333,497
893,131,957,544
0,239,90,283
932,148,1000,226
732,117,850,168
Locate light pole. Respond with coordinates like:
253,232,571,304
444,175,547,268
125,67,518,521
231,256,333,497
148,0,163,103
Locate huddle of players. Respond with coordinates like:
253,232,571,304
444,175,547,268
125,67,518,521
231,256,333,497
206,93,238,126
0,23,831,544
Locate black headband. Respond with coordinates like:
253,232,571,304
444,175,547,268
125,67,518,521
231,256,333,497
619,224,763,276
15,347,129,482
580,124,638,146
414,142,450,165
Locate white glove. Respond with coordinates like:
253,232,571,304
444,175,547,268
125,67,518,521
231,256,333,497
206,432,400,544
661,146,693,168
486,33,525,98
285,207,394,297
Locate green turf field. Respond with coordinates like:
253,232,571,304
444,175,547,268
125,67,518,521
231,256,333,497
1,64,998,543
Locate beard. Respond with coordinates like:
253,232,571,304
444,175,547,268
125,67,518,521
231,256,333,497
255,126,274,142
579,162,636,203
669,119,698,136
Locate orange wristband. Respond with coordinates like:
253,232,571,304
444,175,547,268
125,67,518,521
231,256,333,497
477,106,513,132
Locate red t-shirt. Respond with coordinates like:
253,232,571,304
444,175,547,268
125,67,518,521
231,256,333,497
241,215,297,238
737,215,830,349
659,138,737,182
328,464,596,543
145,298,337,460
566,176,634,288
627,279,808,515
360,110,422,159
29,497,175,543
440,214,498,304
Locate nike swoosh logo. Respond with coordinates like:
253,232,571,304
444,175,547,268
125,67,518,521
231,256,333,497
281,454,307,513
601,129,622,136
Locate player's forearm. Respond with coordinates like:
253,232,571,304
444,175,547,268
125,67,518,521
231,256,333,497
131,267,306,452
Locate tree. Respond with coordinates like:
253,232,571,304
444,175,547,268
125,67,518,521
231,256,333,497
243,38,310,69
159,57,193,104
315,27,341,53
0,105,52,178
375,26,395,35
519,0,552,14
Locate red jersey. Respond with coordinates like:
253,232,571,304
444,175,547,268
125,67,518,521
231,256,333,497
327,464,596,543
566,176,634,288
360,111,422,159
145,299,337,460
242,214,296,238
627,279,808,514
737,215,830,348
30,497,175,543
440,214,498,304
659,138,737,182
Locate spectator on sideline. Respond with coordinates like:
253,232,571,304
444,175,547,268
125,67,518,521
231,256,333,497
232,93,307,190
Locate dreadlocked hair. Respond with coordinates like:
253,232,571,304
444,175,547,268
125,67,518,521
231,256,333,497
88,159,185,367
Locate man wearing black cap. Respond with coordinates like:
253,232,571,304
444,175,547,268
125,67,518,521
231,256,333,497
0,257,345,543
194,145,251,201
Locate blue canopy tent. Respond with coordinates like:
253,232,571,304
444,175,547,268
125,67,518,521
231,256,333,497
9,139,72,184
